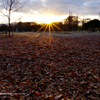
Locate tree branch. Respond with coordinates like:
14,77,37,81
0,10,8,18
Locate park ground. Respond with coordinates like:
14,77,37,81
0,32,100,99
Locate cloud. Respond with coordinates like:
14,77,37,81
0,0,100,19
41,0,100,16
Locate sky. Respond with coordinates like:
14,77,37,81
0,0,100,23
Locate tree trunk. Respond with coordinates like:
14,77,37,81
9,23,11,37
8,12,11,37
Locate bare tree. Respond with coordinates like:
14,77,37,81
0,0,23,37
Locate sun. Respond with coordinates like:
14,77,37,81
36,15,63,33
44,16,55,24
45,20,52,24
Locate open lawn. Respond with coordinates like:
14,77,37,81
0,33,100,99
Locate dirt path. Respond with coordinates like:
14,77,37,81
14,31,100,37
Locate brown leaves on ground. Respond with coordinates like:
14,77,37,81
0,34,100,100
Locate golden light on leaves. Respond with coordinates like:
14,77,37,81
0,33,100,99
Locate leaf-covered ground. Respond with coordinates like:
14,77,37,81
0,34,100,100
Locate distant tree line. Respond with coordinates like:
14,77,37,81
0,24,7,32
0,15,79,32
0,22,41,32
0,18,100,33
14,22,41,32
0,22,63,32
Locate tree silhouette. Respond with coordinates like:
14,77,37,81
83,19,100,31
64,16,78,31
0,0,23,37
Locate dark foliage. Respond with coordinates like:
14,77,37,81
83,19,100,31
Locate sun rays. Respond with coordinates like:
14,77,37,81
30,22,63,45
37,22,63,34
